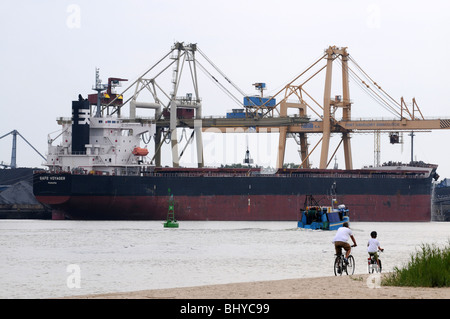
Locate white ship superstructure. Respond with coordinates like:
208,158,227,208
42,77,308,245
46,71,155,175
46,117,155,175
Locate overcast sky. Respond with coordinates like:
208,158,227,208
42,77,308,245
2,0,450,179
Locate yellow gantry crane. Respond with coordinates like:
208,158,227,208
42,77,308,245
269,45,450,169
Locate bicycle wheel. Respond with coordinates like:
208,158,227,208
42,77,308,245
346,255,355,275
368,261,373,274
334,256,343,276
378,259,382,273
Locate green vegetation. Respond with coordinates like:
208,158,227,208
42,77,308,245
382,242,449,288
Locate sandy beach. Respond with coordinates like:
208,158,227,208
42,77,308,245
65,274,449,299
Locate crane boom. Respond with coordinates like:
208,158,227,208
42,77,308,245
285,118,450,133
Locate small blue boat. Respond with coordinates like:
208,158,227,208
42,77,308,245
297,195,350,230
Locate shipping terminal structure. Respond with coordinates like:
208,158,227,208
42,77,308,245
33,43,448,221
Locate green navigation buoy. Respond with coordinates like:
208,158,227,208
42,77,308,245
164,188,179,228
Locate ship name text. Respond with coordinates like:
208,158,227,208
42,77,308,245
40,176,66,181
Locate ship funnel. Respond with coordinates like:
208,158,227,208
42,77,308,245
72,97,90,154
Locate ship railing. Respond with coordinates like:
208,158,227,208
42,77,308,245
49,147,86,156
35,168,426,179
141,172,424,179
271,173,419,179
39,168,427,178
52,151,88,156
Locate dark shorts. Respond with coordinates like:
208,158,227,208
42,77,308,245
335,241,351,255
369,252,379,261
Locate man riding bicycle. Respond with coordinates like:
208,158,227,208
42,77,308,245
332,222,357,264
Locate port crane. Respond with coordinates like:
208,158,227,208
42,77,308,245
100,42,308,168
96,43,450,170
0,130,47,169
272,46,450,169
212,45,450,169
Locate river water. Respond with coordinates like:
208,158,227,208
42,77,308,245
0,220,448,299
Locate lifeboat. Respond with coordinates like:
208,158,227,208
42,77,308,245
132,147,149,156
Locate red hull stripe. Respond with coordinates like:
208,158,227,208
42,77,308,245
36,194,431,222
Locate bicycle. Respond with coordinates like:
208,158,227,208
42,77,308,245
367,250,383,274
334,245,356,276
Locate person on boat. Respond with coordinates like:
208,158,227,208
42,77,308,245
332,222,357,264
367,231,384,267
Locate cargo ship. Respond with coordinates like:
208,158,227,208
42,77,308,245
33,164,437,221
32,45,440,221
32,92,438,221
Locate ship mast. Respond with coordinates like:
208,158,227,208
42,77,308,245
93,68,107,117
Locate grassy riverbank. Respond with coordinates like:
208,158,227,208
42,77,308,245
382,242,449,288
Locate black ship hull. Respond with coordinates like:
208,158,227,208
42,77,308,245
33,168,435,221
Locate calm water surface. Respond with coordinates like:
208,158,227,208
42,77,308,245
0,220,449,298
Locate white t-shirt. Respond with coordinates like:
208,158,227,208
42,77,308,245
367,238,380,253
332,227,353,242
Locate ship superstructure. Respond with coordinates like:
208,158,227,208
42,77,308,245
46,72,155,176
